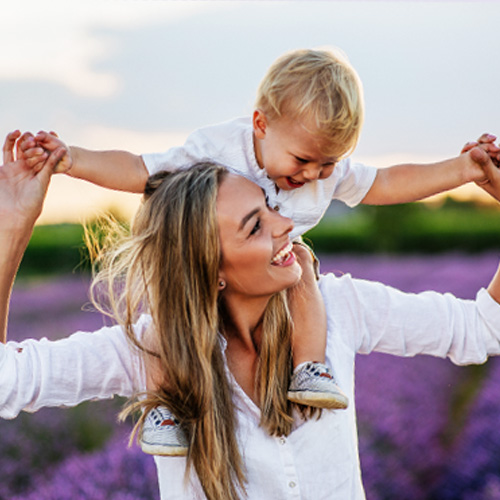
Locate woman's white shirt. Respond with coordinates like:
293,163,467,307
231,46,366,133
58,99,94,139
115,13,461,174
1,272,500,499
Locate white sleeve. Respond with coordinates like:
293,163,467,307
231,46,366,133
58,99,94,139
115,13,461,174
141,128,217,176
320,273,500,365
0,319,148,419
331,158,378,207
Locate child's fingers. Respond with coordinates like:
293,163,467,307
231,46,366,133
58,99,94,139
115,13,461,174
477,133,497,144
20,144,48,174
34,130,51,145
35,130,59,147
23,145,46,158
28,153,50,173
462,141,478,154
292,242,313,265
292,241,318,282
36,130,58,138
18,131,36,149
35,130,64,151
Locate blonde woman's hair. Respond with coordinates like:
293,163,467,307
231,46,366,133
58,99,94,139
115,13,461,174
89,163,295,500
255,47,364,157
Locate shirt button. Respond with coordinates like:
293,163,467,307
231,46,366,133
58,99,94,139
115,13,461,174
289,481,296,489
279,437,286,445
273,205,280,211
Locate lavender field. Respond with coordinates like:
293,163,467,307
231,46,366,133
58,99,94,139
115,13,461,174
3,253,500,499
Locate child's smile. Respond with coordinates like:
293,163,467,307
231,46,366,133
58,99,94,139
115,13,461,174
285,177,305,189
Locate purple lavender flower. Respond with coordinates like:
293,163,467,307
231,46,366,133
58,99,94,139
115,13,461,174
432,358,500,499
10,432,159,500
3,254,500,499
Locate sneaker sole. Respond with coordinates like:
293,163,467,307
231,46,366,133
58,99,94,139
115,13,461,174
140,443,188,457
287,390,349,410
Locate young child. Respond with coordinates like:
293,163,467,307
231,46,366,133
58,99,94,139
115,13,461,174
21,47,500,457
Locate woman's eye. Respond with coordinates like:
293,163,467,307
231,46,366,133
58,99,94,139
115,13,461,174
249,218,261,236
265,195,270,208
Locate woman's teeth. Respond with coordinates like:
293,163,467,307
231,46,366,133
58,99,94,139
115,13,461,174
271,242,294,265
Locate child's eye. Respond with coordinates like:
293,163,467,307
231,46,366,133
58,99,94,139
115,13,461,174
295,156,308,164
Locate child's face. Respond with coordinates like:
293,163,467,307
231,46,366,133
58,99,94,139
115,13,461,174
253,110,340,191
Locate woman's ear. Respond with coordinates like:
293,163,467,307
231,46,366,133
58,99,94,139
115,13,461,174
253,109,268,140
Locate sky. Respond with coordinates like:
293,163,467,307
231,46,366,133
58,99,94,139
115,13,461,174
2,0,500,223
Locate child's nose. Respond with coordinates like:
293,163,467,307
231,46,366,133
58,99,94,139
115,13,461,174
302,166,321,181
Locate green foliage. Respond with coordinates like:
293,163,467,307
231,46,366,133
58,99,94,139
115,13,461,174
19,224,89,277
19,200,500,277
305,198,500,254
20,217,131,278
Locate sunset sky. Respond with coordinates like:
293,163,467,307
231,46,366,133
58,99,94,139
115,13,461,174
2,0,499,223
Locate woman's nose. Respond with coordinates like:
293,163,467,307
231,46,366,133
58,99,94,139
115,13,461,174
272,211,294,237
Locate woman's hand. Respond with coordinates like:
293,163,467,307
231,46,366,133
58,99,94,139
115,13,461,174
0,131,65,232
470,147,500,203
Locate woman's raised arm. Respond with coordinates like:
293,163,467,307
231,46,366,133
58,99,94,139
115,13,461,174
0,131,65,342
475,149,500,304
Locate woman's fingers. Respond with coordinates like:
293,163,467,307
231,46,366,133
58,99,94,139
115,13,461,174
2,131,21,163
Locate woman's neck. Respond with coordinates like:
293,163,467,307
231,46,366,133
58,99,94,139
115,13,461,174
222,294,268,351
221,295,268,404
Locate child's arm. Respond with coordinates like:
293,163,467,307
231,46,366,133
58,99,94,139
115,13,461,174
287,242,326,367
67,146,148,193
361,140,499,205
20,131,149,193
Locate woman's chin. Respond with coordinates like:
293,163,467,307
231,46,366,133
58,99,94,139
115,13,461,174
278,262,303,290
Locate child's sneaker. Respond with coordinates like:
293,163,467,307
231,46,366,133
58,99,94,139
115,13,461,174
140,406,189,456
287,361,349,409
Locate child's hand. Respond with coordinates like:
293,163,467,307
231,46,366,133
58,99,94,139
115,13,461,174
462,133,500,168
15,132,48,172
35,131,72,174
292,241,319,283
19,131,72,174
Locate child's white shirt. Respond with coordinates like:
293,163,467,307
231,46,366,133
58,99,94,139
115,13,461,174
142,117,377,238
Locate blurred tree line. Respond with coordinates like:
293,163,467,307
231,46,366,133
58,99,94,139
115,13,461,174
19,198,500,277
305,197,500,254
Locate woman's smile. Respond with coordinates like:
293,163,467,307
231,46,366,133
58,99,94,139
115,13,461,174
271,241,296,266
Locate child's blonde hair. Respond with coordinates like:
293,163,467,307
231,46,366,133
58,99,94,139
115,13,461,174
255,47,364,157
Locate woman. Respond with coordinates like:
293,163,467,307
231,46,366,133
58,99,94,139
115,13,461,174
2,131,500,500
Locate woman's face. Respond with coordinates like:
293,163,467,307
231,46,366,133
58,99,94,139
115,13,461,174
216,174,302,299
